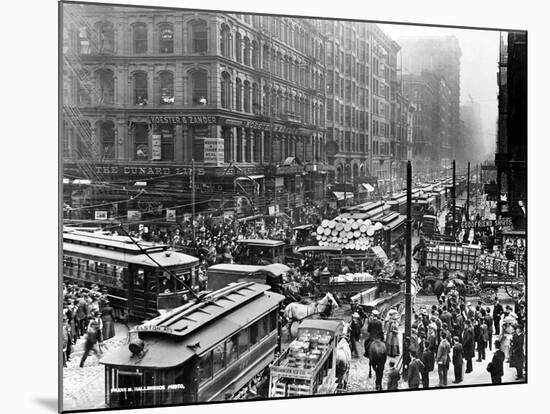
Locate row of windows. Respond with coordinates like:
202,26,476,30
197,310,278,385
74,20,208,55
63,255,127,289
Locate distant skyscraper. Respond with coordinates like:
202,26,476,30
399,36,461,166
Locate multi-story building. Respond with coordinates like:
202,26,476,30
403,71,452,178
495,31,526,229
323,22,402,197
62,3,327,223
460,99,484,164
399,36,461,166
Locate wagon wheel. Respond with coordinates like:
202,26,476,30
480,287,498,305
505,285,523,299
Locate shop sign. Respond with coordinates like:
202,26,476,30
149,115,218,125
202,138,224,165
128,210,142,221
151,134,162,160
461,217,512,229
95,211,108,220
166,209,176,222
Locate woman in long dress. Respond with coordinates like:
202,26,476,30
500,312,517,361
101,301,116,341
385,309,401,357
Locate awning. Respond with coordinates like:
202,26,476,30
362,183,375,192
235,175,264,181
332,192,354,201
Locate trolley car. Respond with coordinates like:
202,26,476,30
63,228,199,320
101,282,285,408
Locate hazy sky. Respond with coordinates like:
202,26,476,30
380,23,500,156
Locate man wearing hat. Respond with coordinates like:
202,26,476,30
364,310,384,357
509,324,525,380
436,331,451,387
462,319,475,373
487,339,505,384
493,300,504,335
451,336,464,383
350,312,363,358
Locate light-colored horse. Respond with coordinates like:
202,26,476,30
336,322,352,390
283,292,339,323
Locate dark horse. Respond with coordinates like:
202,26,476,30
364,338,388,390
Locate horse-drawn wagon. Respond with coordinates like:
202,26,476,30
350,278,405,319
268,319,344,397
470,254,525,303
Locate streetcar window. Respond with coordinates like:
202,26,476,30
198,352,212,384
238,328,249,355
250,322,259,346
268,310,278,332
212,343,225,374
134,269,145,289
225,334,239,365
258,315,267,338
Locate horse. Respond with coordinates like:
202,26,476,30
283,292,339,329
335,322,352,390
366,338,387,391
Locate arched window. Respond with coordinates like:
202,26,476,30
133,23,148,54
262,44,269,70
190,19,208,53
77,70,91,106
78,27,91,55
251,40,259,68
221,72,231,109
191,70,208,104
96,21,114,53
235,78,242,111
133,72,148,105
220,24,231,58
235,32,242,63
159,23,174,53
100,120,115,159
262,86,270,116
96,69,114,105
243,81,251,112
159,71,174,104
252,82,259,114
243,37,251,66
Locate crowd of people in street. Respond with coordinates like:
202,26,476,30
62,283,116,368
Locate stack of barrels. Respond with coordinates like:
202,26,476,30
316,217,383,250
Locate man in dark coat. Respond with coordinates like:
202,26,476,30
462,320,475,373
436,332,451,387
509,325,525,380
386,361,400,390
440,306,453,328
364,310,384,357
407,353,424,389
75,295,89,338
421,342,435,388
484,307,494,351
488,339,505,384
493,300,504,335
452,336,464,383
350,313,363,357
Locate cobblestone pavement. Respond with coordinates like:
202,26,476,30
62,323,130,411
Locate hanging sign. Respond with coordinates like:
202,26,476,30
151,133,162,160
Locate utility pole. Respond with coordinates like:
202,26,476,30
191,158,196,241
466,162,470,222
404,160,412,344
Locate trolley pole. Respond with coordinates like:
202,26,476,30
404,160,412,344
466,162,470,222
452,160,456,236
192,158,196,241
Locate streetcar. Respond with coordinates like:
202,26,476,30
101,282,285,408
62,228,200,320
233,239,286,265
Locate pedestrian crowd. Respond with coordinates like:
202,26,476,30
62,282,116,368
399,297,526,389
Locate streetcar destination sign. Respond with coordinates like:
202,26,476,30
133,325,174,334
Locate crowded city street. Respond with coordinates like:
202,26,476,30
59,3,527,412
